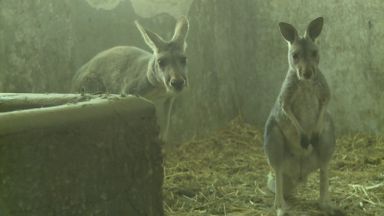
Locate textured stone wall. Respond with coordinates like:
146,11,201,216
1,0,383,142
170,0,259,141
0,0,74,92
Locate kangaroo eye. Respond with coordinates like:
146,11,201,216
180,56,187,65
157,59,166,68
312,50,318,58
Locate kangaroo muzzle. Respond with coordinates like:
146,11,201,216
170,78,186,92
298,66,315,80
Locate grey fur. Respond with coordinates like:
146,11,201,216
71,17,190,141
264,17,343,216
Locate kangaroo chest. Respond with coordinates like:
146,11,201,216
291,82,320,133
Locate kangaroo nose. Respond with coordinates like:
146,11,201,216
170,79,185,91
302,66,314,79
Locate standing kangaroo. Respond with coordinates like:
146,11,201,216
71,17,190,141
264,17,342,216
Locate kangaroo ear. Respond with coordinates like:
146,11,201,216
171,16,189,46
305,17,323,41
135,20,165,51
279,22,298,44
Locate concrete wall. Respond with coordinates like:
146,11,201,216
1,0,383,142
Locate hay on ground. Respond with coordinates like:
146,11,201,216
164,117,384,216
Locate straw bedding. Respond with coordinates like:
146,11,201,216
164,117,384,216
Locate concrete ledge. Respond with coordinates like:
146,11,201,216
0,93,95,112
0,94,164,216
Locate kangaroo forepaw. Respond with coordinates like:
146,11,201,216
300,134,310,148
274,198,290,216
311,133,320,145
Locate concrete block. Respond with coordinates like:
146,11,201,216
0,94,164,216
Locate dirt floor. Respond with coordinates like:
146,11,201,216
163,117,384,216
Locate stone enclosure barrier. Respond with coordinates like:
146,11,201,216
0,93,164,216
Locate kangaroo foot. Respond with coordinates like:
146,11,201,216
319,202,346,216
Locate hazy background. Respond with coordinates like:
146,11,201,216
1,0,383,143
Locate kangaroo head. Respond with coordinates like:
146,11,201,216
279,17,323,81
135,16,189,93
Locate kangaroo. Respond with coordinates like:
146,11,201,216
71,17,190,141
264,17,343,216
